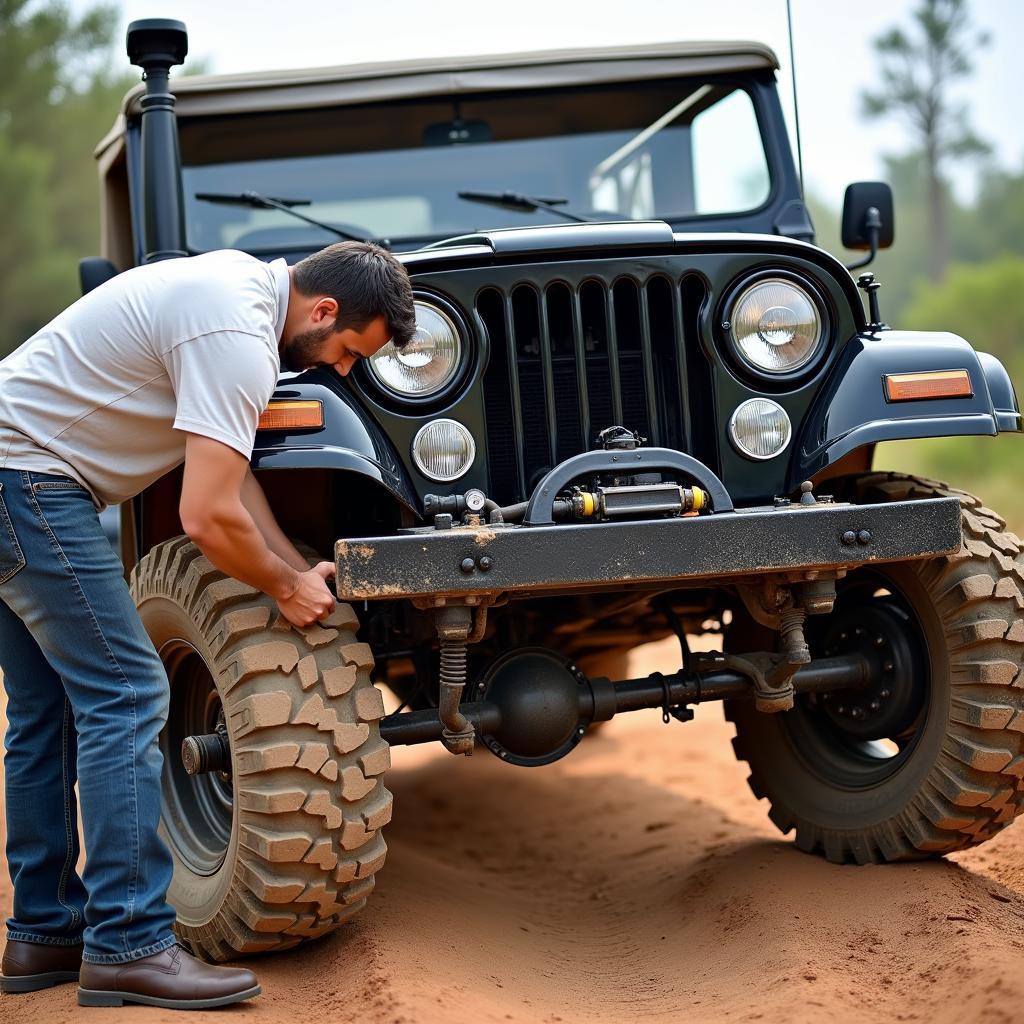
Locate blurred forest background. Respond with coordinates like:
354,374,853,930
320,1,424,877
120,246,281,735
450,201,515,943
0,0,1020,528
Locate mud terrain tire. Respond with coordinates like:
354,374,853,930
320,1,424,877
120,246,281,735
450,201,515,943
726,473,1024,863
130,536,391,960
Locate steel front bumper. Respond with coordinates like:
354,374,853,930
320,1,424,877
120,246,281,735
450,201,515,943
333,496,963,602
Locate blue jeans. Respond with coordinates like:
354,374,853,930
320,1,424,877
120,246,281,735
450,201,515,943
0,468,177,964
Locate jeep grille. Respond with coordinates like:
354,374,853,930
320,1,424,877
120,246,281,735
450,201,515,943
476,272,710,505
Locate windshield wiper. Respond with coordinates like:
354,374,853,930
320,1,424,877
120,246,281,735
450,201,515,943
195,190,370,242
457,190,593,223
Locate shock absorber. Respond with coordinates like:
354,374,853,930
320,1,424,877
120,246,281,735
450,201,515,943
777,606,811,666
435,606,476,755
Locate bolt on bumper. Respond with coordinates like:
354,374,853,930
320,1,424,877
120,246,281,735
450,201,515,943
333,496,963,602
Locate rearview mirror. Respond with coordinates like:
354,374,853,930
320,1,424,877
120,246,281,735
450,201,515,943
841,181,893,270
842,181,894,249
423,118,491,146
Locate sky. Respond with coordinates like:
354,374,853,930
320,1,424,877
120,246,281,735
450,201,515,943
79,0,1024,208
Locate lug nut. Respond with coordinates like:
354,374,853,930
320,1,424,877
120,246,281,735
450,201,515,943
851,707,865,721
837,705,847,715
874,636,884,647
880,688,890,698
883,661,893,673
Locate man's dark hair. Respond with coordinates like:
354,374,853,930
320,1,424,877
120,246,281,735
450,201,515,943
293,240,416,349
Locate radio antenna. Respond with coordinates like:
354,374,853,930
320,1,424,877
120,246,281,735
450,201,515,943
785,0,805,198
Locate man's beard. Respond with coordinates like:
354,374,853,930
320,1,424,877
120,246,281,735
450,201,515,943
280,322,333,372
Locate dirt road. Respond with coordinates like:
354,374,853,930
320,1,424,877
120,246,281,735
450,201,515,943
3,638,1024,1024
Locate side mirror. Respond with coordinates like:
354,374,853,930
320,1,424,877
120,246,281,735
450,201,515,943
79,257,118,295
841,181,894,270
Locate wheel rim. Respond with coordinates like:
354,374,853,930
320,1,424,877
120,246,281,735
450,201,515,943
159,639,233,875
784,568,931,789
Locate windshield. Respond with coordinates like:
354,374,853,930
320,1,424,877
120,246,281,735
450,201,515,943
180,78,772,253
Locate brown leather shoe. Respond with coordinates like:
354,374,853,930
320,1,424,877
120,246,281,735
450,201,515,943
78,943,260,1009
1,938,83,993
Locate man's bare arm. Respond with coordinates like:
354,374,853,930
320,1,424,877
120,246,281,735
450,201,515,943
239,466,310,572
179,433,335,626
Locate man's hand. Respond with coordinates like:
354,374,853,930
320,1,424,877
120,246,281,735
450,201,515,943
277,561,337,628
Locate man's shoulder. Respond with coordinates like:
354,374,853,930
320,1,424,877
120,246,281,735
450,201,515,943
167,249,271,285
154,251,278,335
191,248,267,269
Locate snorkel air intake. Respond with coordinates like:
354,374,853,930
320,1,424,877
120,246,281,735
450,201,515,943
126,18,189,263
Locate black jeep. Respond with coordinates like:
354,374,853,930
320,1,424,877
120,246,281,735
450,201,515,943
85,19,1022,960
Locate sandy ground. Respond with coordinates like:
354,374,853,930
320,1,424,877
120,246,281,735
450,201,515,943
3,637,1024,1024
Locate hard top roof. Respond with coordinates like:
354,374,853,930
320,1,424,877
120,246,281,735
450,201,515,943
97,39,778,154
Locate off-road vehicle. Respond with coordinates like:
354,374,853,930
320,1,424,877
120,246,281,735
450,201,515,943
84,19,1023,960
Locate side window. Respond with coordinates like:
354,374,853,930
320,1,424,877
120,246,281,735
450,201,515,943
691,90,771,214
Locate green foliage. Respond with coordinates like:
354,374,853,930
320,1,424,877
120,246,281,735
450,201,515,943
955,165,1024,264
0,1,134,357
902,256,1024,370
874,256,1024,537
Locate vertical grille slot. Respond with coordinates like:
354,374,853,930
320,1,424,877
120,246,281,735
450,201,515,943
681,273,715,467
570,288,590,452
510,285,552,493
612,278,651,443
579,280,613,446
544,284,584,462
647,275,684,450
477,287,524,504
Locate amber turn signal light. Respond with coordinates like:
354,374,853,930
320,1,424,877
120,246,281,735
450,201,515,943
257,400,324,431
884,369,972,402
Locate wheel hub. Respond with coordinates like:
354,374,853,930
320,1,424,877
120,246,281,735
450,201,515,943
817,602,923,741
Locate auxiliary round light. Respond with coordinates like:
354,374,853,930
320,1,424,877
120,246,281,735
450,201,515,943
728,399,792,460
729,277,822,374
367,301,461,398
411,419,476,482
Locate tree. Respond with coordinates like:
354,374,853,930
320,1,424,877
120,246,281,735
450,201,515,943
0,1,135,356
861,0,989,283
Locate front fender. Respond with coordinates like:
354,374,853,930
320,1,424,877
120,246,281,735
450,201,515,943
794,330,1021,482
251,368,419,514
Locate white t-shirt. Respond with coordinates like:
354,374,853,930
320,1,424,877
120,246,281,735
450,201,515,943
0,250,287,511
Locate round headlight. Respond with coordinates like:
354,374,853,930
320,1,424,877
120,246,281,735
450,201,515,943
411,419,476,482
728,277,823,374
367,301,461,398
729,399,792,460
